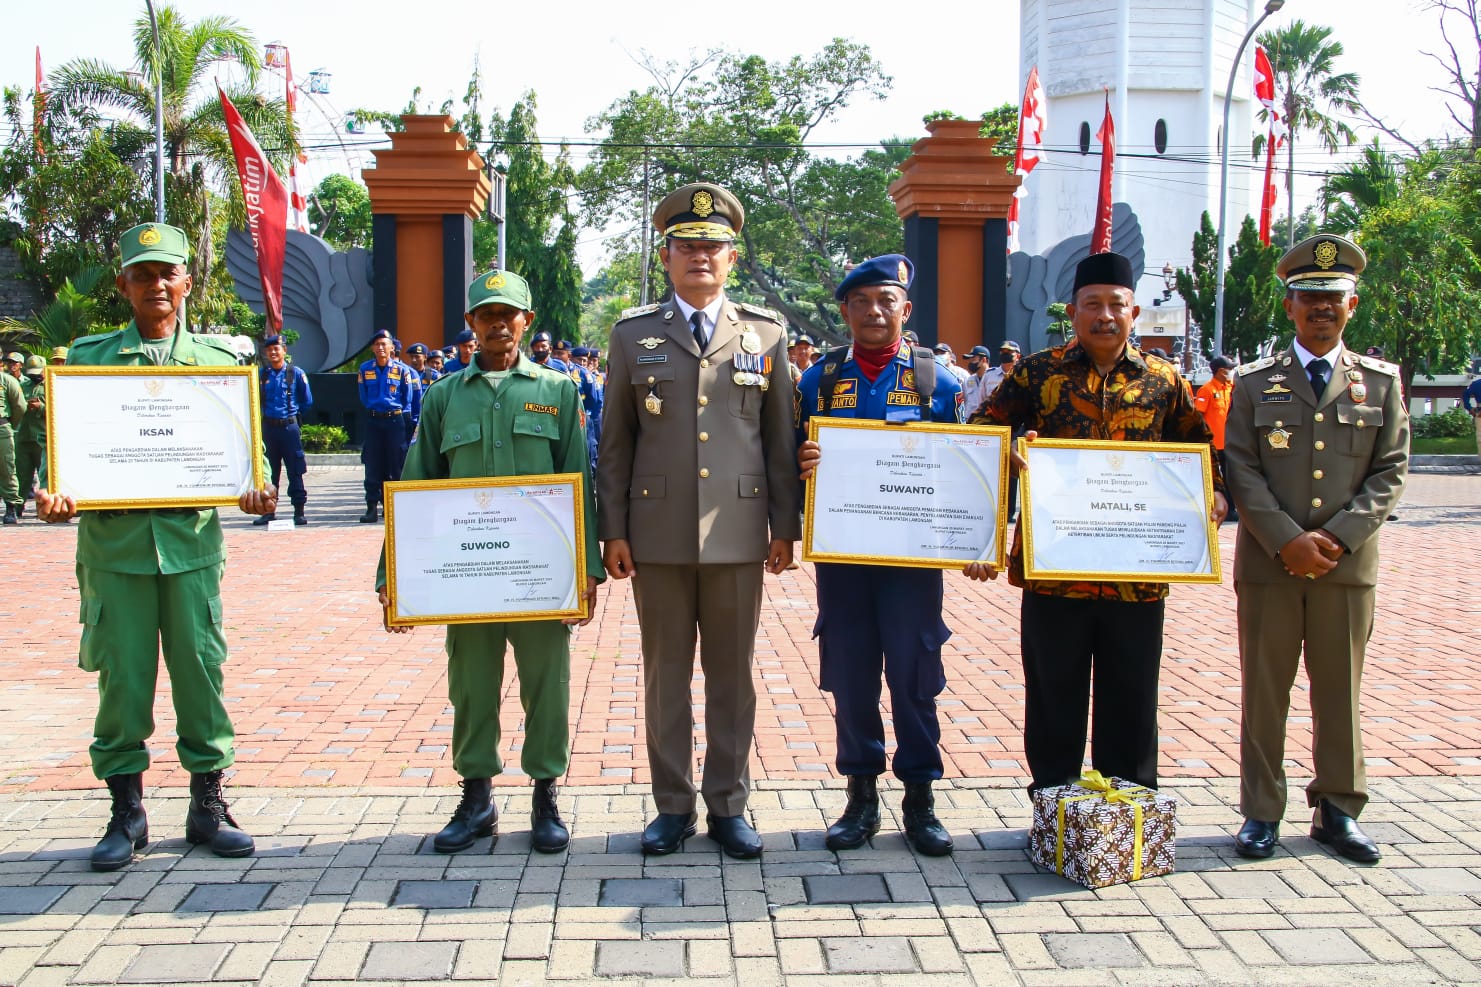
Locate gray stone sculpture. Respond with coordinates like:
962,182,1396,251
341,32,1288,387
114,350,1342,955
224,229,375,373
1004,202,1145,353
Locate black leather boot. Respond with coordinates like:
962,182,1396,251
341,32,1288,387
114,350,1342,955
90,773,147,872
185,771,255,858
359,500,378,523
901,781,953,856
293,507,307,526
433,778,497,853
2,504,16,525
1311,800,1380,863
825,775,881,851
530,779,569,854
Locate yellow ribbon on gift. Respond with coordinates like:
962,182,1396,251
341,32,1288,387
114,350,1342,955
1053,770,1157,881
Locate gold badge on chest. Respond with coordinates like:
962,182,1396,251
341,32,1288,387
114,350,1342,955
1267,427,1290,450
740,329,762,354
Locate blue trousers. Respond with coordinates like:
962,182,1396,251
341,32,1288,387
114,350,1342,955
263,422,307,508
361,416,406,503
814,563,949,782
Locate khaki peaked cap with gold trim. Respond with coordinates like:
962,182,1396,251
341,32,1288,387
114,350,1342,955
652,182,745,242
1277,234,1366,292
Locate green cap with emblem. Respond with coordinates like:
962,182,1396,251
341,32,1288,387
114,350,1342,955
120,222,189,267
1277,234,1366,291
466,268,533,313
653,182,744,242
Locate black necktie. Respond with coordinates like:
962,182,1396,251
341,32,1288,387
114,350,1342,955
690,311,706,351
1307,357,1330,399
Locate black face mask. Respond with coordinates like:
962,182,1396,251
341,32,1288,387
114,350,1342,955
967,360,982,372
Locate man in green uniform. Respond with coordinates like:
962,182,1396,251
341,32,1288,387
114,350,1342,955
0,354,24,524
376,268,602,854
15,355,47,518
34,223,277,871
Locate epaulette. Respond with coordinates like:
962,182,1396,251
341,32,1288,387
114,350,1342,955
736,301,783,324
68,328,125,350
617,303,660,322
1356,354,1400,377
1236,356,1276,377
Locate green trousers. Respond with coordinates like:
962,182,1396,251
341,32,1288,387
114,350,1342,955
78,563,235,779
0,424,16,506
446,620,571,780
15,439,41,502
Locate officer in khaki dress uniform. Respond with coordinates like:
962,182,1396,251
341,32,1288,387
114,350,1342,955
597,182,801,859
1225,235,1409,863
35,223,277,871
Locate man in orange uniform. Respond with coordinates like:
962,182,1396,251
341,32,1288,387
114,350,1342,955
1195,356,1236,521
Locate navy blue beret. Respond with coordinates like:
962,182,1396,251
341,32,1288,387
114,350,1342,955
836,254,914,301
453,328,476,345
261,334,284,348
531,330,553,344
571,346,590,358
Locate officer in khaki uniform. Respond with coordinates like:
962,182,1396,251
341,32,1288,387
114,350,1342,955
597,182,801,859
1224,234,1409,863
376,269,602,855
35,223,276,871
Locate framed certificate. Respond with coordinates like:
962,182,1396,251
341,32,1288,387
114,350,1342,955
384,474,588,626
1020,438,1220,583
45,365,263,510
803,417,1011,570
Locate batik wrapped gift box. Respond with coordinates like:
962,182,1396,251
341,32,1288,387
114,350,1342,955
1028,771,1176,889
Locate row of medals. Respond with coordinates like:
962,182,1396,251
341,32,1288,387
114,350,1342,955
644,329,768,416
1264,366,1367,450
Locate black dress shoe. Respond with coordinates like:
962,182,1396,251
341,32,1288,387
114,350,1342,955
252,513,276,526
1311,800,1380,863
706,813,763,859
1234,818,1280,858
640,812,696,855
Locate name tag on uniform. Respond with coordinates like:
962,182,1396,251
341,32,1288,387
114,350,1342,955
886,391,921,406
637,354,668,364
524,402,558,416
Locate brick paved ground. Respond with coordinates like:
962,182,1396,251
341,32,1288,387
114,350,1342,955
0,466,1476,984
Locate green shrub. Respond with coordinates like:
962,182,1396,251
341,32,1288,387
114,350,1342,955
299,424,348,453
1411,406,1474,439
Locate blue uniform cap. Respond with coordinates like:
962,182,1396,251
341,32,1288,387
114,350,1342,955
531,330,553,345
370,329,393,343
453,328,476,345
555,339,573,350
835,254,913,301
571,346,590,358
261,334,285,348
406,343,429,356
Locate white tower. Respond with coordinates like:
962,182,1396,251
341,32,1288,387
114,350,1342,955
1019,0,1266,300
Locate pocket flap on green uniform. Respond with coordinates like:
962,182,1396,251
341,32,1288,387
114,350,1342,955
79,597,102,625
513,412,557,438
439,421,482,453
208,595,224,625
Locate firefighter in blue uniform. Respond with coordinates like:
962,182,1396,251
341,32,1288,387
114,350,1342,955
529,330,568,372
405,342,439,385
255,334,314,526
393,338,422,446
795,254,964,857
568,345,603,475
358,329,412,522
443,329,477,374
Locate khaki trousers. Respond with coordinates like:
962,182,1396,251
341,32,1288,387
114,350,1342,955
632,562,763,817
1237,580,1374,821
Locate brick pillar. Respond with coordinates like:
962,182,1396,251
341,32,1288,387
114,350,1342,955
362,115,491,351
889,119,1019,355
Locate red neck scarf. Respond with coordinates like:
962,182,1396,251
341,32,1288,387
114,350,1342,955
852,338,901,382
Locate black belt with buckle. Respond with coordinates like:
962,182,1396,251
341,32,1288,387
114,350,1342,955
264,416,298,427
370,410,403,418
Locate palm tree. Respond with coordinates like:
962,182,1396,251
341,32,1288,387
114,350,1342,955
1318,140,1401,234
45,5,291,310
1256,20,1363,241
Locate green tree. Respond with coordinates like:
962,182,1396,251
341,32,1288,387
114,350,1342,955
0,265,111,351
307,174,372,250
1221,216,1282,361
1174,212,1218,357
1256,21,1363,241
1319,140,1401,234
486,92,583,338
44,4,290,317
578,40,893,340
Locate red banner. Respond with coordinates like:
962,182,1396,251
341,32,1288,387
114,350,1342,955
1008,66,1047,253
1259,132,1282,246
1091,91,1115,255
218,85,287,330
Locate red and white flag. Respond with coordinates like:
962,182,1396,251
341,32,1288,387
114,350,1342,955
1254,46,1276,110
1007,65,1047,253
219,85,288,330
1091,90,1115,254
281,52,309,234
1254,46,1283,246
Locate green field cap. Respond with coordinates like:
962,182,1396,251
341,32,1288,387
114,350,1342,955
467,269,533,312
120,223,190,267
